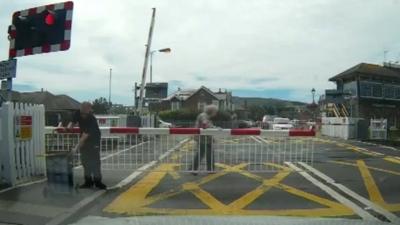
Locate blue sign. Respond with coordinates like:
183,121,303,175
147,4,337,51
0,59,17,79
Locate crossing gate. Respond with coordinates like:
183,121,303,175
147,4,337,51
45,127,315,173
0,102,46,186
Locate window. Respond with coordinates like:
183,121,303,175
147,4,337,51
343,81,357,96
212,100,219,108
171,101,180,111
396,87,400,99
372,83,382,97
383,85,395,99
360,82,373,97
198,102,206,111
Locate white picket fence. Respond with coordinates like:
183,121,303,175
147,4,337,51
0,102,46,186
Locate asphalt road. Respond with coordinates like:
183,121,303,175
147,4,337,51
63,135,400,224
2,135,400,225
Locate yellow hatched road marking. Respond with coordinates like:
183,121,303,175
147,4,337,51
228,170,291,209
357,160,385,203
104,162,354,217
183,182,229,211
330,160,400,213
330,160,400,176
277,183,346,209
384,156,400,165
104,163,176,213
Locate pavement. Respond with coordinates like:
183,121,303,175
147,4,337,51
1,135,400,225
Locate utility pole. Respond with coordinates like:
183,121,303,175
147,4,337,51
108,68,112,114
137,8,156,115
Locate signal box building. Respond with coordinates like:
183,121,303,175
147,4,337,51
322,62,400,128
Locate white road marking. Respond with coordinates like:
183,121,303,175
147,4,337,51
46,138,189,225
299,162,398,223
0,178,47,194
285,162,379,222
100,141,148,161
73,141,149,169
250,136,262,144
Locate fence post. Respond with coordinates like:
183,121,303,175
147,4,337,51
0,102,17,186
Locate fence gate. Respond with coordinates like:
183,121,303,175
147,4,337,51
46,127,315,173
0,102,46,186
370,119,387,140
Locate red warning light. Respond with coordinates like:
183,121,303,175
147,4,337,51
45,12,55,25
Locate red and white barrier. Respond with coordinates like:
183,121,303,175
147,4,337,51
53,127,315,137
46,127,315,173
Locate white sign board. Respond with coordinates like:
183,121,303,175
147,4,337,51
0,59,17,80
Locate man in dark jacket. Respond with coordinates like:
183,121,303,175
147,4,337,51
68,102,106,189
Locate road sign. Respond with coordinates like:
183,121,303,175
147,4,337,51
15,115,32,140
8,1,74,58
0,59,17,80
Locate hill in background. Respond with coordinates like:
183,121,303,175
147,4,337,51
232,96,307,109
232,96,309,120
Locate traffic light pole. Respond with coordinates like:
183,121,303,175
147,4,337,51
137,8,156,116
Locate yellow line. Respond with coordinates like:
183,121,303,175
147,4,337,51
142,164,241,207
229,170,291,209
104,163,174,213
264,162,292,171
330,160,400,176
277,183,346,209
381,203,400,212
357,160,385,204
384,156,400,165
187,183,228,211
168,171,180,180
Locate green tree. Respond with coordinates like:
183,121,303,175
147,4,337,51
92,97,111,114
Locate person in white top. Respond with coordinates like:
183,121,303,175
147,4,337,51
191,105,218,174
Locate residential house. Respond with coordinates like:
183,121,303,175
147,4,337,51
154,86,234,112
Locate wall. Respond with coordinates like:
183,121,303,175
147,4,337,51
321,117,358,140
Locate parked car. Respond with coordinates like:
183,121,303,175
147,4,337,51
272,117,293,130
158,119,173,128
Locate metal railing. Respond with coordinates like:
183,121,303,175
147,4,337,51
45,127,315,173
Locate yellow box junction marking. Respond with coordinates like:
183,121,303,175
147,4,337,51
104,162,353,217
356,160,400,212
330,160,400,213
384,156,400,165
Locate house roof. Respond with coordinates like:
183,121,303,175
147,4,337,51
329,63,400,82
184,86,219,101
2,91,80,111
163,86,220,102
163,89,197,101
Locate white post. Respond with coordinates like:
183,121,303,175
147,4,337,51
0,102,17,185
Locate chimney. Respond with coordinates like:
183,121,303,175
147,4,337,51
41,88,44,92
219,88,221,93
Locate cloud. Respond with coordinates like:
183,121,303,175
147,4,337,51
1,0,400,104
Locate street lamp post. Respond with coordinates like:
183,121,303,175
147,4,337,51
311,88,316,104
150,48,171,83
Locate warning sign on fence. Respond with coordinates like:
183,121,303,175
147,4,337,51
15,115,32,140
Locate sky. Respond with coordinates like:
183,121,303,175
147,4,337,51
1,0,400,105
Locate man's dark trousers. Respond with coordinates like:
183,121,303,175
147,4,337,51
80,144,101,184
192,136,214,171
